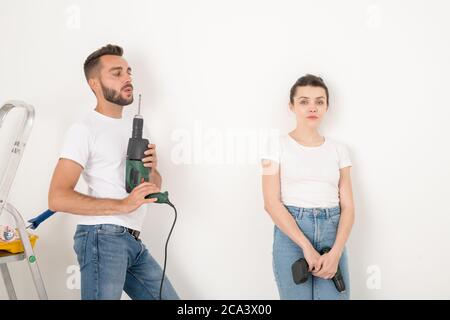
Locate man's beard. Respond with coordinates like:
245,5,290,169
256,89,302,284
100,82,134,106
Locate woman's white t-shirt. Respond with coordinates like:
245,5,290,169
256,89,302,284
261,134,352,208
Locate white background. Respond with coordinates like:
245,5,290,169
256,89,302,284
1,0,450,299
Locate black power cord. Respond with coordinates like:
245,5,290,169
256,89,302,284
159,201,177,300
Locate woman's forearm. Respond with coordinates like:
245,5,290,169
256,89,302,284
332,208,355,254
265,202,314,251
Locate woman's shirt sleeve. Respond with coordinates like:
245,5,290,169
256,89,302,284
337,142,352,169
260,135,281,163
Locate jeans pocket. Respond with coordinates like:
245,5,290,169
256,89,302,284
329,213,341,228
73,231,89,268
284,205,301,218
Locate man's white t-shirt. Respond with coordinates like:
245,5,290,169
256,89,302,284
59,109,150,231
261,134,352,208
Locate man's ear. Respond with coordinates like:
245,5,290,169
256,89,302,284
88,78,98,91
88,78,102,97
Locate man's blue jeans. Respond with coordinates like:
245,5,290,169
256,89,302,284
272,205,350,300
73,224,179,300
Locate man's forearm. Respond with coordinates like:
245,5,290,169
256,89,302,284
49,189,125,216
150,169,162,189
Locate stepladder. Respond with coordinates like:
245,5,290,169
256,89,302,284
0,100,48,300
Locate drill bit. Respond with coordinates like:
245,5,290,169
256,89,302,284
138,94,141,115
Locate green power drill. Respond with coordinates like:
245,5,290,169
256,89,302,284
125,94,170,204
125,94,177,300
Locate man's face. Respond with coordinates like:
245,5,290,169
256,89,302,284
96,55,134,106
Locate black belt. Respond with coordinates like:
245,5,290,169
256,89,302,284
126,228,140,240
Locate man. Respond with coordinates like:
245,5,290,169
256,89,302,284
48,44,179,300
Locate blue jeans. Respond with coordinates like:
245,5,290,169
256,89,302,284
73,224,179,300
272,205,350,300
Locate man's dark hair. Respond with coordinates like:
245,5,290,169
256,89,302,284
83,44,123,80
289,74,329,105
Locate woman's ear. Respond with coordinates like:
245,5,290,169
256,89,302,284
288,102,294,111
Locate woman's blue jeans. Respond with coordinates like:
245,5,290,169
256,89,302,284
272,205,350,300
73,224,179,300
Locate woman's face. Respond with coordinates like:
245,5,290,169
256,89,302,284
289,85,328,128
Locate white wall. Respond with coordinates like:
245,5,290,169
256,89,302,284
1,0,450,299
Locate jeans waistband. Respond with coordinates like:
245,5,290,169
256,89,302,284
76,224,140,240
284,205,340,219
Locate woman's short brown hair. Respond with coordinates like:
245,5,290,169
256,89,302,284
289,74,329,105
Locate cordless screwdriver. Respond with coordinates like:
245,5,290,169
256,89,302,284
291,247,346,292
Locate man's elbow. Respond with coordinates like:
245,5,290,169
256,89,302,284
48,194,58,212
48,190,64,212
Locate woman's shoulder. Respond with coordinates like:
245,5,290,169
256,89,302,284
325,136,350,149
325,136,352,166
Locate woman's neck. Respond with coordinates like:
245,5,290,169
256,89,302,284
289,126,324,146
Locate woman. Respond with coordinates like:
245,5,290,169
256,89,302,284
261,74,355,300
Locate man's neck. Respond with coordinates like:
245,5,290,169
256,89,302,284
95,100,123,119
